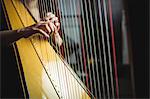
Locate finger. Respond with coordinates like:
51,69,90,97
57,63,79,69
55,22,60,30
34,21,48,28
38,29,50,38
46,12,55,20
49,22,54,32
45,24,51,34
32,27,49,38
50,17,58,23
55,22,60,27
46,12,53,17
48,22,58,32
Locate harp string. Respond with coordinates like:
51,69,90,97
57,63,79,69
70,0,84,97
36,0,60,96
68,0,79,79
51,0,65,97
55,1,72,97
57,0,71,97
75,0,86,85
53,0,78,97
57,0,68,60
68,0,81,97
58,0,72,98
97,0,112,97
92,0,106,98
77,1,90,92
70,0,86,97
34,0,119,98
54,2,78,98
87,0,103,98
78,0,91,91
66,0,76,97
33,1,61,98
108,0,119,97
88,0,105,98
46,0,66,97
64,0,80,97
82,0,96,95
60,0,71,67
103,0,115,98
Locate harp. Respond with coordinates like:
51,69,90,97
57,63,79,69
2,0,120,98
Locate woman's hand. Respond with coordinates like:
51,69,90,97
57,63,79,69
25,12,60,38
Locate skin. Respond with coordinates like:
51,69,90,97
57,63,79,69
0,12,60,46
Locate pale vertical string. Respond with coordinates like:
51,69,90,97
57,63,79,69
79,0,91,93
68,0,79,78
85,0,99,98
77,0,89,91
103,0,115,98
50,0,63,98
39,0,61,97
57,0,70,98
92,0,106,98
79,0,94,95
48,0,65,98
83,0,98,97
39,0,54,96
65,0,77,98
86,0,103,98
57,0,73,98
87,0,104,98
98,0,111,98
71,0,85,81
74,0,86,85
61,0,77,98
72,0,87,96
47,1,65,97
56,0,68,62
108,0,119,97
69,0,81,94
54,0,77,97
59,0,71,67
61,0,73,67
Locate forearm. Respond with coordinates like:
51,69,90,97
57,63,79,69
0,27,35,46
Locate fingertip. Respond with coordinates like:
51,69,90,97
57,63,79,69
47,12,52,16
44,33,50,38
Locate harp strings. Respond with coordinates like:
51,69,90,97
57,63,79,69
79,0,93,93
36,0,119,98
57,0,73,98
54,0,74,97
92,0,106,98
87,0,103,98
69,0,85,96
77,0,89,91
41,0,64,97
61,0,84,97
107,0,119,97
103,0,115,97
99,0,111,98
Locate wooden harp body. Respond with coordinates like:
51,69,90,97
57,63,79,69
2,0,91,98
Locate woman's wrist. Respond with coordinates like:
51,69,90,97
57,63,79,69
17,25,37,38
